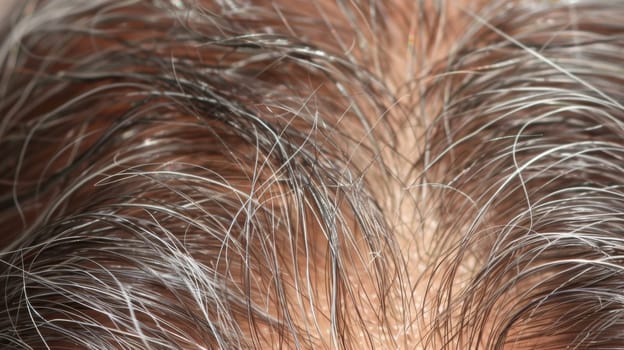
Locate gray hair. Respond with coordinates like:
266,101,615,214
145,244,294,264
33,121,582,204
1,0,624,349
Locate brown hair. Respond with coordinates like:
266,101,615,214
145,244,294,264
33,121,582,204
1,0,624,349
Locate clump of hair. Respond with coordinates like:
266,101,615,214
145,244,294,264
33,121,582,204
0,1,407,348
421,1,624,348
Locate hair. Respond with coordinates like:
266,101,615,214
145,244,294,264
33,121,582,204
1,0,624,349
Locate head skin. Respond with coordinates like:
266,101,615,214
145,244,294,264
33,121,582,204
1,0,624,349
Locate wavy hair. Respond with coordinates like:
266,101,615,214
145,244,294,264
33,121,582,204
1,0,624,349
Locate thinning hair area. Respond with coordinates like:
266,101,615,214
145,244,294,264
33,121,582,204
1,0,624,349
